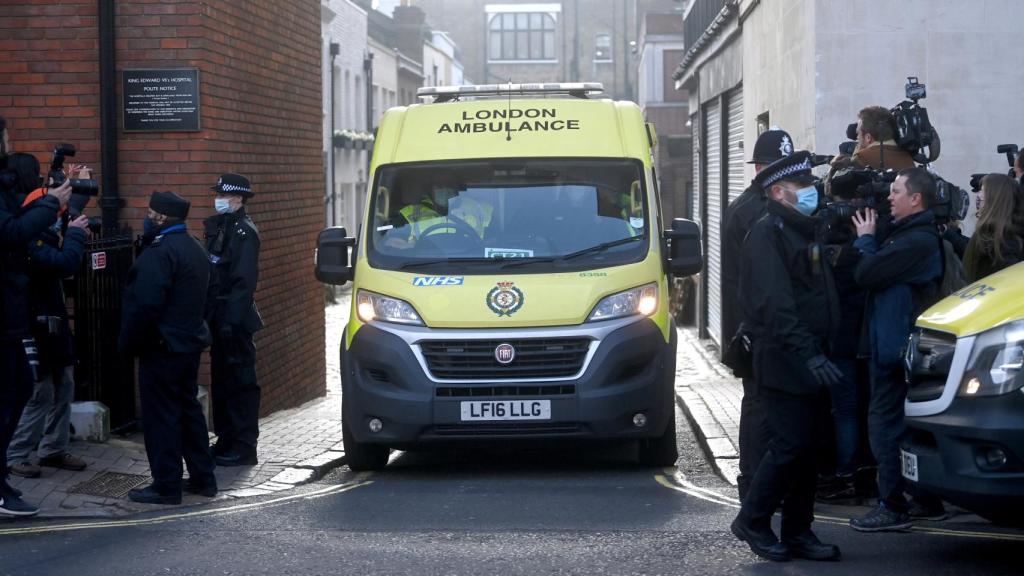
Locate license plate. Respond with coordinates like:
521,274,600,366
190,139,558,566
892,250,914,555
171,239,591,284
460,400,551,421
901,449,919,482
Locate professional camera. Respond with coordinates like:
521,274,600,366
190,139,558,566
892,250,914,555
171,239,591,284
891,77,940,164
997,144,1019,177
969,173,986,192
932,176,969,225
49,144,99,196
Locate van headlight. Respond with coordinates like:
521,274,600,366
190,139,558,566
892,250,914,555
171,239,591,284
959,320,1024,397
587,283,658,322
356,290,424,326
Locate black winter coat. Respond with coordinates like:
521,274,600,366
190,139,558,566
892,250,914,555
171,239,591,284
203,209,263,335
721,182,766,344
740,201,840,395
27,224,87,371
0,189,61,341
119,224,212,355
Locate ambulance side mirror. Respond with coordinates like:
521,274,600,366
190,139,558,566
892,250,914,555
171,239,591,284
663,218,702,277
315,227,356,285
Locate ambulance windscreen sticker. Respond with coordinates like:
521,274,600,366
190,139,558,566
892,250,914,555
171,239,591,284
487,281,525,317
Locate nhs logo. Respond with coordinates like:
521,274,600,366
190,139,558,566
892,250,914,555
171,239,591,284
412,276,464,287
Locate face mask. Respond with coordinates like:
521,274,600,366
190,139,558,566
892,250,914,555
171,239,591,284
214,198,234,214
142,217,158,237
793,185,819,216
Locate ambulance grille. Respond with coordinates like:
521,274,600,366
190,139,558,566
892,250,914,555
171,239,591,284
421,338,591,380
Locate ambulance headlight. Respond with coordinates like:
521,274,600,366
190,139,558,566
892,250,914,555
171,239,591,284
587,283,658,322
356,290,424,326
959,320,1024,397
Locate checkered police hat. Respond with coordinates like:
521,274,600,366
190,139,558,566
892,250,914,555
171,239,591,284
753,150,816,189
211,173,253,198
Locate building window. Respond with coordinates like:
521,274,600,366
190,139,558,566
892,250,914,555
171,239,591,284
488,12,556,61
594,33,612,62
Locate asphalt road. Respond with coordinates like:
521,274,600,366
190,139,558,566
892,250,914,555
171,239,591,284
1,408,1020,576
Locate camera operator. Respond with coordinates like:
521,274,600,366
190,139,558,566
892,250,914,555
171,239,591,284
6,153,91,480
963,173,1023,282
851,106,916,171
722,128,794,502
0,116,73,517
848,167,945,532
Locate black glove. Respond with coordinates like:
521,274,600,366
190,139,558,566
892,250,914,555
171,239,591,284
806,354,843,387
218,324,234,342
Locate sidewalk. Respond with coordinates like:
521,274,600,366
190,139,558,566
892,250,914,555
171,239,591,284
5,290,353,519
673,327,742,486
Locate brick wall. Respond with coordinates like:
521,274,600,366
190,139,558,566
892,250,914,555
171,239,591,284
0,1,326,415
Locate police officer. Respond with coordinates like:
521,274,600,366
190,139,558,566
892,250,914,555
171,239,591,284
721,127,794,502
121,191,217,505
204,173,263,467
730,151,843,562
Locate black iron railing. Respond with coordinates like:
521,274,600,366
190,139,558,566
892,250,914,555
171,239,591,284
70,228,137,428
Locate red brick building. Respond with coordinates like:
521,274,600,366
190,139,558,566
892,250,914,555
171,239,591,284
0,1,326,415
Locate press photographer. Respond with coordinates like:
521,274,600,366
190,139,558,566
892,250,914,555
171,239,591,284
0,116,73,517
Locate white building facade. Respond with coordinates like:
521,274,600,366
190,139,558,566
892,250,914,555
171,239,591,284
675,0,1024,349
323,0,372,234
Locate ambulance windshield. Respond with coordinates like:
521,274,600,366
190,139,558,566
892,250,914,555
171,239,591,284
366,158,650,272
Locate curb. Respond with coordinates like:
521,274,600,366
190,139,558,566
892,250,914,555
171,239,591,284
674,328,740,487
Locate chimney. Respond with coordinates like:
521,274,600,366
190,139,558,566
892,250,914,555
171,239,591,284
393,4,426,64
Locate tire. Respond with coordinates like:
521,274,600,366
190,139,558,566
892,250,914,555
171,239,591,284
638,407,679,467
342,412,390,471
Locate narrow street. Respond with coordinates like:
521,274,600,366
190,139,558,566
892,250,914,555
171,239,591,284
1,401,1020,575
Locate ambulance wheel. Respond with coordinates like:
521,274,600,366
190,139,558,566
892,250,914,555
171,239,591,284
638,408,679,467
342,416,390,471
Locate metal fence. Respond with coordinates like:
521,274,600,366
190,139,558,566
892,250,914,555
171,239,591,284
70,228,137,429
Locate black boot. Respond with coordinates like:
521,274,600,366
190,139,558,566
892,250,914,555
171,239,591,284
128,485,182,505
782,529,841,561
730,517,790,562
214,445,258,467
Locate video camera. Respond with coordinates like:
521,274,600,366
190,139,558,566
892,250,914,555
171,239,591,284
49,144,98,196
821,166,968,226
50,143,99,218
997,144,1019,176
892,77,939,164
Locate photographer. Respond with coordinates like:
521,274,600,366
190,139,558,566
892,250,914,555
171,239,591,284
0,117,72,517
851,106,916,171
849,167,944,532
6,153,91,480
963,173,1023,282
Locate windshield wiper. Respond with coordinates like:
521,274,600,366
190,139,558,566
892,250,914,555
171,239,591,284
399,257,515,270
557,235,644,262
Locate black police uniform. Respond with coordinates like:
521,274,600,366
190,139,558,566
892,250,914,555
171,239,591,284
120,200,216,499
732,153,841,560
1,152,61,490
204,196,263,463
721,129,793,502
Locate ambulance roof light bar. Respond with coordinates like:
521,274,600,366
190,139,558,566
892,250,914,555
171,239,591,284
418,82,604,103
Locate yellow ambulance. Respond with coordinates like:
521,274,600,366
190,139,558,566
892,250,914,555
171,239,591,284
902,262,1024,525
314,83,701,470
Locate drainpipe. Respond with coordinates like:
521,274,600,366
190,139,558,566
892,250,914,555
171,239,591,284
99,0,121,233
329,42,339,228
364,51,373,173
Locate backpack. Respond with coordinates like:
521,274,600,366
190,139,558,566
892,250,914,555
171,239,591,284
938,237,967,297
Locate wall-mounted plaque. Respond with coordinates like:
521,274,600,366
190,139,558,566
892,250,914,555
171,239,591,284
122,68,201,132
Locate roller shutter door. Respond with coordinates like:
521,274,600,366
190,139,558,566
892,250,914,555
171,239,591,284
690,113,700,226
726,88,745,204
703,100,722,347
